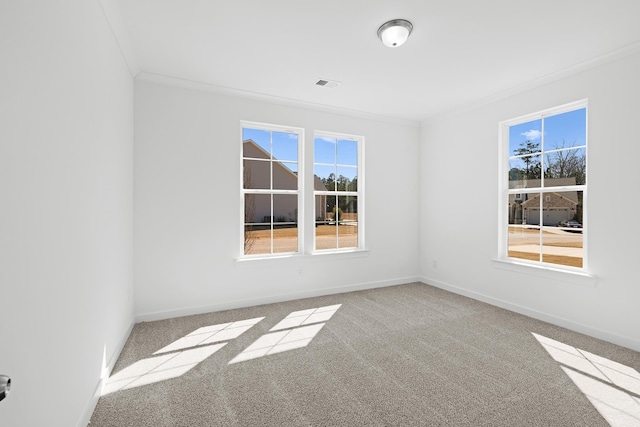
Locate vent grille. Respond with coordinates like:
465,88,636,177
315,79,341,88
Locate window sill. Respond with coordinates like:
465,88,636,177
491,258,597,287
310,248,370,260
236,248,369,264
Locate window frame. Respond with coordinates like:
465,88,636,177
240,121,304,258
498,99,588,273
313,130,365,253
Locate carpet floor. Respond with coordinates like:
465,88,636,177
89,283,640,426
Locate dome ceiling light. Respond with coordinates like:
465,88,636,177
377,19,413,48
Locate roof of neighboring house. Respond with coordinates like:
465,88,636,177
521,192,578,207
509,178,580,205
243,139,327,191
509,177,577,189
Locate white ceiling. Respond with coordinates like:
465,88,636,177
115,0,640,122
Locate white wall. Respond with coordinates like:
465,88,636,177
134,77,420,319
0,2,134,426
419,51,640,351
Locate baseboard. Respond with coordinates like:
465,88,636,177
419,276,640,352
77,319,135,427
135,276,422,323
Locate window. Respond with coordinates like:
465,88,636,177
241,123,365,258
314,132,364,251
499,100,587,270
242,122,303,256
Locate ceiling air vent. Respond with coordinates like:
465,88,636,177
315,79,341,88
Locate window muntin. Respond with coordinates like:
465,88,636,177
502,101,587,270
242,123,302,256
314,133,363,251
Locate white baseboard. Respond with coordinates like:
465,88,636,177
419,276,640,352
135,276,422,323
77,319,135,427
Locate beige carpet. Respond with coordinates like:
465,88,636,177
90,283,640,426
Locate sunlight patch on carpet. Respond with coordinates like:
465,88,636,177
102,344,226,395
102,316,265,395
154,317,264,354
533,332,640,426
270,304,341,331
229,323,325,364
229,304,342,364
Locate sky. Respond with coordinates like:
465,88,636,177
508,107,586,157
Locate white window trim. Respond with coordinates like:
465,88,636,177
491,258,597,287
240,120,304,259
239,123,367,261
313,130,365,253
497,99,589,274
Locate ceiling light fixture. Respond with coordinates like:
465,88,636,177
377,19,413,48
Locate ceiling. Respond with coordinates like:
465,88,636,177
115,0,640,123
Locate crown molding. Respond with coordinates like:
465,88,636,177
98,0,141,77
422,40,640,125
135,72,421,128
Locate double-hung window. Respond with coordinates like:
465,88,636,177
242,122,303,256
499,100,587,270
241,123,364,258
313,132,364,251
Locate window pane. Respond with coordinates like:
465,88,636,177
509,119,542,157
521,192,541,225
337,139,357,166
543,108,587,151
542,228,583,268
508,194,528,225
243,128,271,158
314,137,336,164
508,155,542,188
315,195,337,250
336,166,357,191
541,190,581,226
273,194,297,253
273,162,298,190
337,195,357,248
244,225,268,255
272,131,298,162
273,194,297,224
245,194,270,225
315,226,337,250
327,194,339,223
243,159,270,189
337,195,357,219
314,164,336,191
273,227,297,253
507,225,541,262
314,194,329,224
544,147,587,186
244,194,271,255
545,190,583,267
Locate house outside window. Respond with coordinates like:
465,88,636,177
242,122,303,256
499,100,587,270
313,132,364,251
